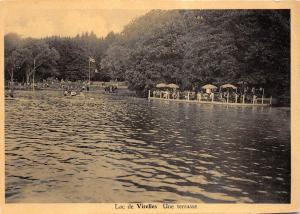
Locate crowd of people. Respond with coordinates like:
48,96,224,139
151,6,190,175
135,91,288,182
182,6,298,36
151,85,266,104
152,90,179,99
6,77,122,97
104,85,118,93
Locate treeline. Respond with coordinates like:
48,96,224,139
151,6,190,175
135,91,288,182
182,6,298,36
5,10,290,98
4,31,117,83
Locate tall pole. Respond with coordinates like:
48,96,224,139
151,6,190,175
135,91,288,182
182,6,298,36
33,58,35,92
88,59,91,87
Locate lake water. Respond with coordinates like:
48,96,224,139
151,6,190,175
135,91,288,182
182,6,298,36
5,90,290,203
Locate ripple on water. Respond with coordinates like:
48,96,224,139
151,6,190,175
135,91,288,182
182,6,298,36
5,90,290,203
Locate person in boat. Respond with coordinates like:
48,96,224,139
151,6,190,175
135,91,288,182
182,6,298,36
112,85,117,93
64,90,69,96
71,91,77,96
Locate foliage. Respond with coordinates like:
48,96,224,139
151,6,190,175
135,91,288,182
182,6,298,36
5,10,290,98
100,10,290,97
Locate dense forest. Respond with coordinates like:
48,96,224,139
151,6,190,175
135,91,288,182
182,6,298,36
5,10,290,98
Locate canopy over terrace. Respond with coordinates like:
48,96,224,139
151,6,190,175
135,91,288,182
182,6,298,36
220,84,237,89
156,83,167,88
166,83,179,89
202,84,217,89
202,84,217,94
220,84,238,93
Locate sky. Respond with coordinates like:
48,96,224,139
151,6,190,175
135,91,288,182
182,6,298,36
4,8,149,38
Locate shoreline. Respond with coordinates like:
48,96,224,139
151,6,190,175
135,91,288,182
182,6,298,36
148,96,271,107
5,89,291,108
6,87,137,97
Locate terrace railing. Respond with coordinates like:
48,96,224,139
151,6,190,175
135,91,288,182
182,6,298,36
149,90,272,105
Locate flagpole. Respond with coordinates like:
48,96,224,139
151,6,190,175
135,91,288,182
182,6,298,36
88,58,91,87
88,57,95,91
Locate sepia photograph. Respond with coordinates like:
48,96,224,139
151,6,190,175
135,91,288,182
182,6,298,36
3,1,293,208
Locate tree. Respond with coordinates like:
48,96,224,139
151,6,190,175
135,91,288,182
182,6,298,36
17,40,60,84
4,33,22,84
102,9,290,97
100,44,130,81
4,10,290,98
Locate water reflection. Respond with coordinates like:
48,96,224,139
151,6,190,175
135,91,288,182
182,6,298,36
5,91,290,203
